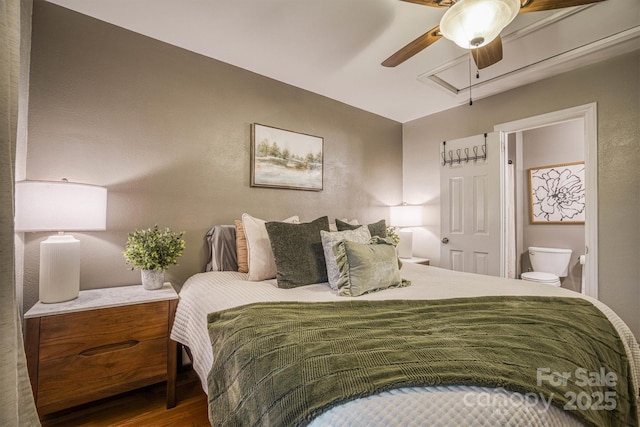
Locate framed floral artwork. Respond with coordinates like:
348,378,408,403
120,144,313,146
529,161,585,224
251,123,323,191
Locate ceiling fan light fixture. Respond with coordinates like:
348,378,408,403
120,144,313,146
440,0,520,49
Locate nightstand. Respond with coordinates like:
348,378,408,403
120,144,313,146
401,257,430,266
25,283,178,416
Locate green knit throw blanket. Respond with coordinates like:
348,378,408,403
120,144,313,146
207,296,638,427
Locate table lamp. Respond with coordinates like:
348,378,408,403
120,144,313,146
15,180,107,303
390,204,422,259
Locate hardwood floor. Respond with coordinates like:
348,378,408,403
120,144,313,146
40,368,209,426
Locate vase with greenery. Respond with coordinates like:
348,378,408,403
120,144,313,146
123,225,186,290
386,226,400,247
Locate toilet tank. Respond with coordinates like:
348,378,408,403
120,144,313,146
528,247,573,277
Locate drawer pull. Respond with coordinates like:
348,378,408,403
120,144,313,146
80,340,139,357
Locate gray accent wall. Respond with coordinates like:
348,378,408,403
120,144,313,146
403,51,640,339
23,2,403,311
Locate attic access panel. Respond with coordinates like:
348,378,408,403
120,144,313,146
418,4,639,101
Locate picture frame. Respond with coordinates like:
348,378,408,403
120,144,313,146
529,161,585,224
251,123,323,191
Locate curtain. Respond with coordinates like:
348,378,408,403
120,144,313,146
0,0,39,424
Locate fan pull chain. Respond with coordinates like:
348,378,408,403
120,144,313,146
468,50,473,106
467,49,481,106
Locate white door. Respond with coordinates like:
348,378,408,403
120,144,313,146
440,132,503,276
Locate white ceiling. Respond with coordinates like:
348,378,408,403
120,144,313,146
46,0,639,123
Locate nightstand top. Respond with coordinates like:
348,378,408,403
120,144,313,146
24,283,178,319
401,257,430,264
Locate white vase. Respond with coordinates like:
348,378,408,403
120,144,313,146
141,269,165,290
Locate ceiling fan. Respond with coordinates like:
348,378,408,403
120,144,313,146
382,0,607,70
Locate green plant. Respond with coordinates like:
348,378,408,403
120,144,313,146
386,226,400,246
123,225,186,271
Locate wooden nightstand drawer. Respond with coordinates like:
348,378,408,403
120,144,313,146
38,337,167,410
39,301,168,361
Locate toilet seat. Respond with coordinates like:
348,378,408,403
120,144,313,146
521,272,561,286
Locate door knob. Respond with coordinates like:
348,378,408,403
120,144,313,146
441,237,449,244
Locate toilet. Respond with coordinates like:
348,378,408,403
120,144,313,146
521,246,572,287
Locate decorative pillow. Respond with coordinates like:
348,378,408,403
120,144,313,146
205,225,238,272
234,220,249,273
329,218,359,232
334,236,410,297
335,218,387,238
320,227,371,291
265,216,330,288
242,213,299,281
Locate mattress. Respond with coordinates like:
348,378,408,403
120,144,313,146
170,263,640,426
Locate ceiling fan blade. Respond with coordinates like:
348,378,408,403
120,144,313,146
519,0,606,13
471,36,503,69
400,0,449,7
382,25,442,67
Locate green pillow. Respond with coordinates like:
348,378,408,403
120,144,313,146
265,216,330,288
335,218,387,238
333,236,410,297
320,227,372,291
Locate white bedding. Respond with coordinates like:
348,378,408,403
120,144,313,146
170,263,640,426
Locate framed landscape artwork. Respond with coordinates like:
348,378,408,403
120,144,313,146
529,161,586,224
251,123,323,191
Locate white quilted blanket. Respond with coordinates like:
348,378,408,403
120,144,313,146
171,263,640,426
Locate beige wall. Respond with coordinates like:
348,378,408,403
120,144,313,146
403,51,640,338
23,2,403,311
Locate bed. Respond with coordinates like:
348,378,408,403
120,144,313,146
171,220,640,426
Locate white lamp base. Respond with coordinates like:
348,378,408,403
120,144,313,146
397,229,413,259
39,234,80,303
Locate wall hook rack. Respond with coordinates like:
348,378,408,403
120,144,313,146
441,133,487,166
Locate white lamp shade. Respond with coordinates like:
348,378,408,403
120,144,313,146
440,0,520,49
15,181,107,232
390,205,422,227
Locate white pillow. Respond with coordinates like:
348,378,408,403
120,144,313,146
320,227,371,290
242,213,299,281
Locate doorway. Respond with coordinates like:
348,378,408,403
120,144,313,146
495,103,598,298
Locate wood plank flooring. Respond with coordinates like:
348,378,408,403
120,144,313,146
40,368,209,426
